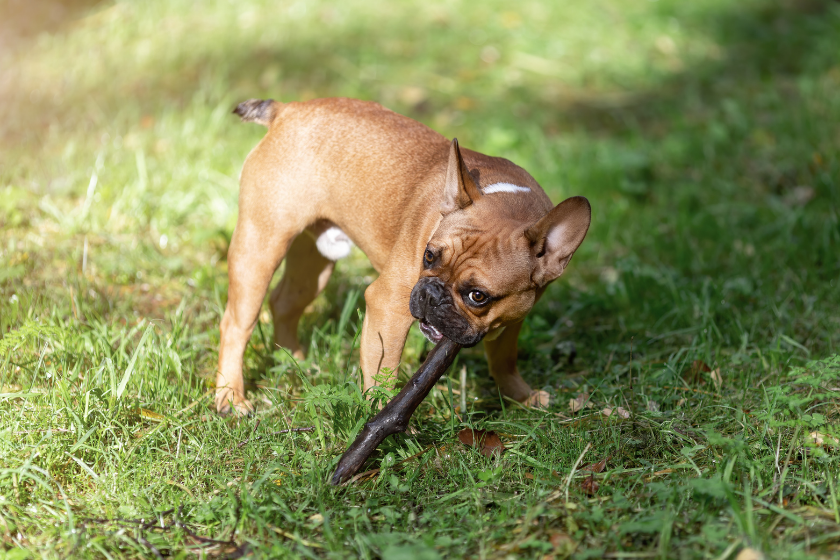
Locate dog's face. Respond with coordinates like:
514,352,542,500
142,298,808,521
409,204,539,346
409,140,591,346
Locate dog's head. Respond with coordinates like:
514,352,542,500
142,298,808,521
409,139,591,346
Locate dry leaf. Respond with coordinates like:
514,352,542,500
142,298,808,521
709,368,723,391
548,531,575,555
569,392,589,413
645,468,675,481
809,432,839,447
581,456,610,473
676,398,687,408
527,390,550,408
581,474,599,494
735,547,765,560
691,360,711,373
307,513,324,524
137,408,165,422
457,428,505,458
603,406,630,419
524,472,534,480
687,360,711,384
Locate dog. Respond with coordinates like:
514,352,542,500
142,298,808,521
216,97,591,415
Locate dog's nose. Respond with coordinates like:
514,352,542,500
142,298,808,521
418,280,446,310
409,277,450,321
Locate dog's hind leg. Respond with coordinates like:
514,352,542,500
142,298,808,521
268,227,339,359
216,219,297,415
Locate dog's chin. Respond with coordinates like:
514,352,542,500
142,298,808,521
419,320,444,344
418,319,485,347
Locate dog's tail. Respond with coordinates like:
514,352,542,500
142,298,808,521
233,99,282,127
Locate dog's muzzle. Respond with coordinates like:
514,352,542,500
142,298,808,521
409,277,484,347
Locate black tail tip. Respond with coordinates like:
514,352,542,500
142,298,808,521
233,99,276,126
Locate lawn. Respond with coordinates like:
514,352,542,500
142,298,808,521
1,0,839,558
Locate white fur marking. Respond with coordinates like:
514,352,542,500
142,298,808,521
482,182,531,194
315,227,353,261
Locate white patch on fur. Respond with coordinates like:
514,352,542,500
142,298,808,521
482,182,531,195
315,227,353,261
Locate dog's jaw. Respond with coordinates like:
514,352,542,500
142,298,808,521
418,320,444,343
409,277,485,347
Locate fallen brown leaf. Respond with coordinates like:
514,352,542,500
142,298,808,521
581,474,599,494
569,392,590,413
457,428,505,458
581,456,610,473
687,360,711,384
691,360,711,373
548,531,576,556
645,468,675,481
524,472,534,480
601,406,631,419
527,390,550,408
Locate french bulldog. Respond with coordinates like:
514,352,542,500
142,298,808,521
216,97,591,415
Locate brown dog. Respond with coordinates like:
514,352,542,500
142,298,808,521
216,97,591,415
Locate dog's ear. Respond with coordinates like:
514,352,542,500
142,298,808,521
525,196,591,287
441,138,482,215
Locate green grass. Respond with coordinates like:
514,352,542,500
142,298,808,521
1,0,839,558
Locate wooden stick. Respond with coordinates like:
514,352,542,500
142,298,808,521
331,338,461,485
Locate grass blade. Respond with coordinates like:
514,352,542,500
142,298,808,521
117,323,153,399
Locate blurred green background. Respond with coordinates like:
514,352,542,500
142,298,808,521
1,0,839,558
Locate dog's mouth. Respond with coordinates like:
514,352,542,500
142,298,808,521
419,320,444,344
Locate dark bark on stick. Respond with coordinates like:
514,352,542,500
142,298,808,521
331,338,461,485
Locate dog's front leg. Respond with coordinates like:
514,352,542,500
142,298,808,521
484,320,548,407
359,277,415,392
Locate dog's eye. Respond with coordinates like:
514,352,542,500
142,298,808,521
468,290,488,305
423,249,435,265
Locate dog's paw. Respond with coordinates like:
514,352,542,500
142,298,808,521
215,388,255,416
526,390,550,409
